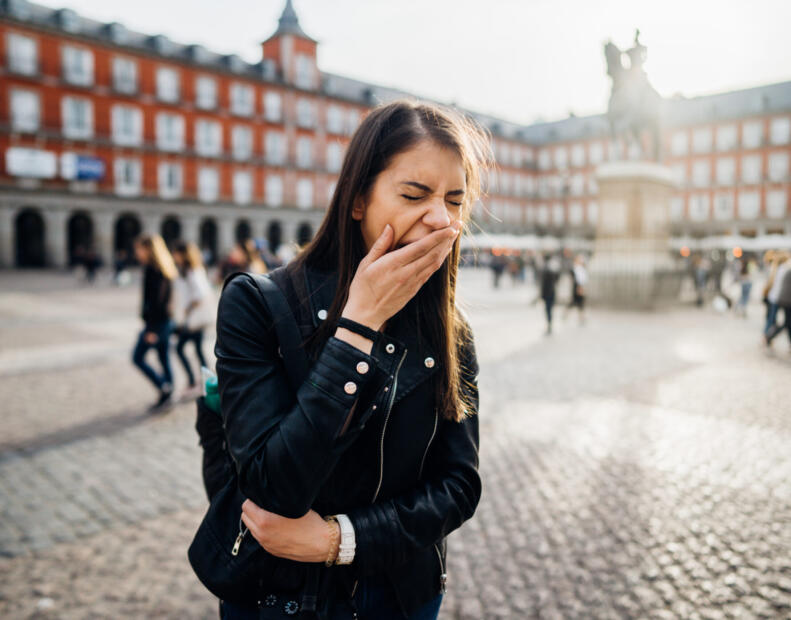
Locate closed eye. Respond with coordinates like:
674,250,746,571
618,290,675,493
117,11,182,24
402,194,463,207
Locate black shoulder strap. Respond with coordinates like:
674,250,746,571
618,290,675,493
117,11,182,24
222,271,310,392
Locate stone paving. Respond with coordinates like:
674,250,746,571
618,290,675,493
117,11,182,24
0,267,790,619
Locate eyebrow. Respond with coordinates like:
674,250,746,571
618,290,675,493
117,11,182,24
401,181,465,196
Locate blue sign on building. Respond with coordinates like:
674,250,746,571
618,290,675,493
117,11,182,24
60,153,106,181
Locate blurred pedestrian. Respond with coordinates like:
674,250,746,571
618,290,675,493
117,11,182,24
563,255,588,324
172,241,214,399
764,252,791,349
538,254,560,334
491,251,506,288
113,249,131,286
132,234,178,411
734,255,757,318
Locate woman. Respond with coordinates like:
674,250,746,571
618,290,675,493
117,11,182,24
213,100,490,619
172,241,214,398
132,234,178,410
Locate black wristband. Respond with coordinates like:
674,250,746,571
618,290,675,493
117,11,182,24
337,317,380,342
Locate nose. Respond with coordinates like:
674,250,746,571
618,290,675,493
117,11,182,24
422,197,452,229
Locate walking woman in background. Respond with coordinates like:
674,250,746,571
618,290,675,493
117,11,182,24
132,234,178,410
172,241,214,399
211,100,489,619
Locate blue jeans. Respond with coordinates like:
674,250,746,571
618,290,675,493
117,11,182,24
764,302,779,336
219,572,443,620
132,320,174,391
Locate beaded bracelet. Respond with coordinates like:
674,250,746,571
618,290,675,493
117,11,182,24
337,317,380,343
324,516,340,567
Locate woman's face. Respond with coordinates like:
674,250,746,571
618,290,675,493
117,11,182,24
134,243,149,264
353,140,465,253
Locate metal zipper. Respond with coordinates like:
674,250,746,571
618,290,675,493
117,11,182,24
371,348,407,503
417,407,439,480
231,517,248,556
433,542,447,593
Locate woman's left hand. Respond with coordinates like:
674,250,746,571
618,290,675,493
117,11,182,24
241,499,331,563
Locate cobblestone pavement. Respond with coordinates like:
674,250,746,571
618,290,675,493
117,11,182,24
1,268,790,619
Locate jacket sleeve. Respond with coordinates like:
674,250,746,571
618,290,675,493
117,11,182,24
215,276,393,519
345,330,482,576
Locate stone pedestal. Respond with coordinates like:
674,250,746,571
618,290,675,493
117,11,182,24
588,161,682,309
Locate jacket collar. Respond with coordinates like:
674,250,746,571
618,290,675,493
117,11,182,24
303,264,439,407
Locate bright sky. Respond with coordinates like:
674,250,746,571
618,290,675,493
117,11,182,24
59,0,790,126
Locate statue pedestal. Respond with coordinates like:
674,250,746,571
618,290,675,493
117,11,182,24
588,161,682,309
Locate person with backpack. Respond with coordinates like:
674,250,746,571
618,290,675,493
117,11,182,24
131,234,178,410
192,100,488,620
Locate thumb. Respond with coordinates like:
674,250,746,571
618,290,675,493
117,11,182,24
361,225,392,267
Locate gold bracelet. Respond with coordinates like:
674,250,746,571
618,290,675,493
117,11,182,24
324,516,340,567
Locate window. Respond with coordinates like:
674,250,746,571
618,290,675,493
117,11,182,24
691,160,710,188
232,126,253,161
61,96,93,139
587,176,598,195
500,172,512,196
156,67,180,103
770,117,791,145
568,202,584,225
197,167,219,203
345,109,360,135
7,32,37,75
156,113,185,151
538,149,551,171
265,131,286,164
296,179,313,209
264,92,282,122
195,76,217,110
741,155,762,184
737,191,760,219
713,192,734,220
327,105,344,134
671,162,687,186
670,197,684,221
570,145,586,168
570,174,585,196
326,142,343,173
62,45,93,86
716,125,737,151
295,54,314,89
114,158,142,197
230,83,255,117
112,57,137,94
551,203,565,226
768,152,789,182
233,170,253,205
195,119,222,157
10,88,40,132
766,190,787,219
553,148,568,170
266,175,283,207
692,128,712,153
715,158,735,186
742,121,762,149
296,99,315,128
158,161,182,199
670,131,688,156
111,105,143,146
296,137,313,168
536,205,550,225
689,194,710,221
587,201,598,225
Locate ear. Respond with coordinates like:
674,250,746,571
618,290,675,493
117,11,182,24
351,196,366,221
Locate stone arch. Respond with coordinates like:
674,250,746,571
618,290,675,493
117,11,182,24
67,211,94,266
200,218,218,265
235,219,252,243
15,208,46,267
266,220,282,254
161,216,181,248
114,212,142,261
296,222,313,247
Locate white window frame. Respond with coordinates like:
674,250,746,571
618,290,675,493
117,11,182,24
156,66,180,103
741,155,762,185
326,142,343,173
197,166,220,203
265,131,286,165
345,109,360,135
265,174,283,207
112,56,138,94
295,54,315,90
6,32,38,75
689,194,710,222
232,170,253,205
692,128,713,154
62,45,94,86
737,191,760,220
766,190,787,219
195,119,223,157
770,117,791,145
742,121,763,149
114,157,142,197
768,152,789,183
230,82,255,117
715,157,735,186
264,92,282,122
296,178,313,209
158,161,183,199
10,88,40,132
327,105,344,134
296,136,313,169
156,112,185,152
111,104,143,147
713,192,735,221
670,131,689,156
691,160,710,188
296,98,315,128
195,76,217,110
715,124,737,152
61,96,94,140
231,125,253,161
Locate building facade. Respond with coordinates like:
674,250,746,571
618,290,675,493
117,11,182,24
1,0,789,268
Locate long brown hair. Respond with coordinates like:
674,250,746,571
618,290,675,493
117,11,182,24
136,234,178,280
291,99,492,422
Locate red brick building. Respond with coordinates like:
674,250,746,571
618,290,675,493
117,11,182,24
1,0,789,267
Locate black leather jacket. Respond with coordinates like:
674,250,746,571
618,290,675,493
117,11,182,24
214,263,481,618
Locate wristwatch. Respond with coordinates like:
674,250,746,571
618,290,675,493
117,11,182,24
331,513,356,565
